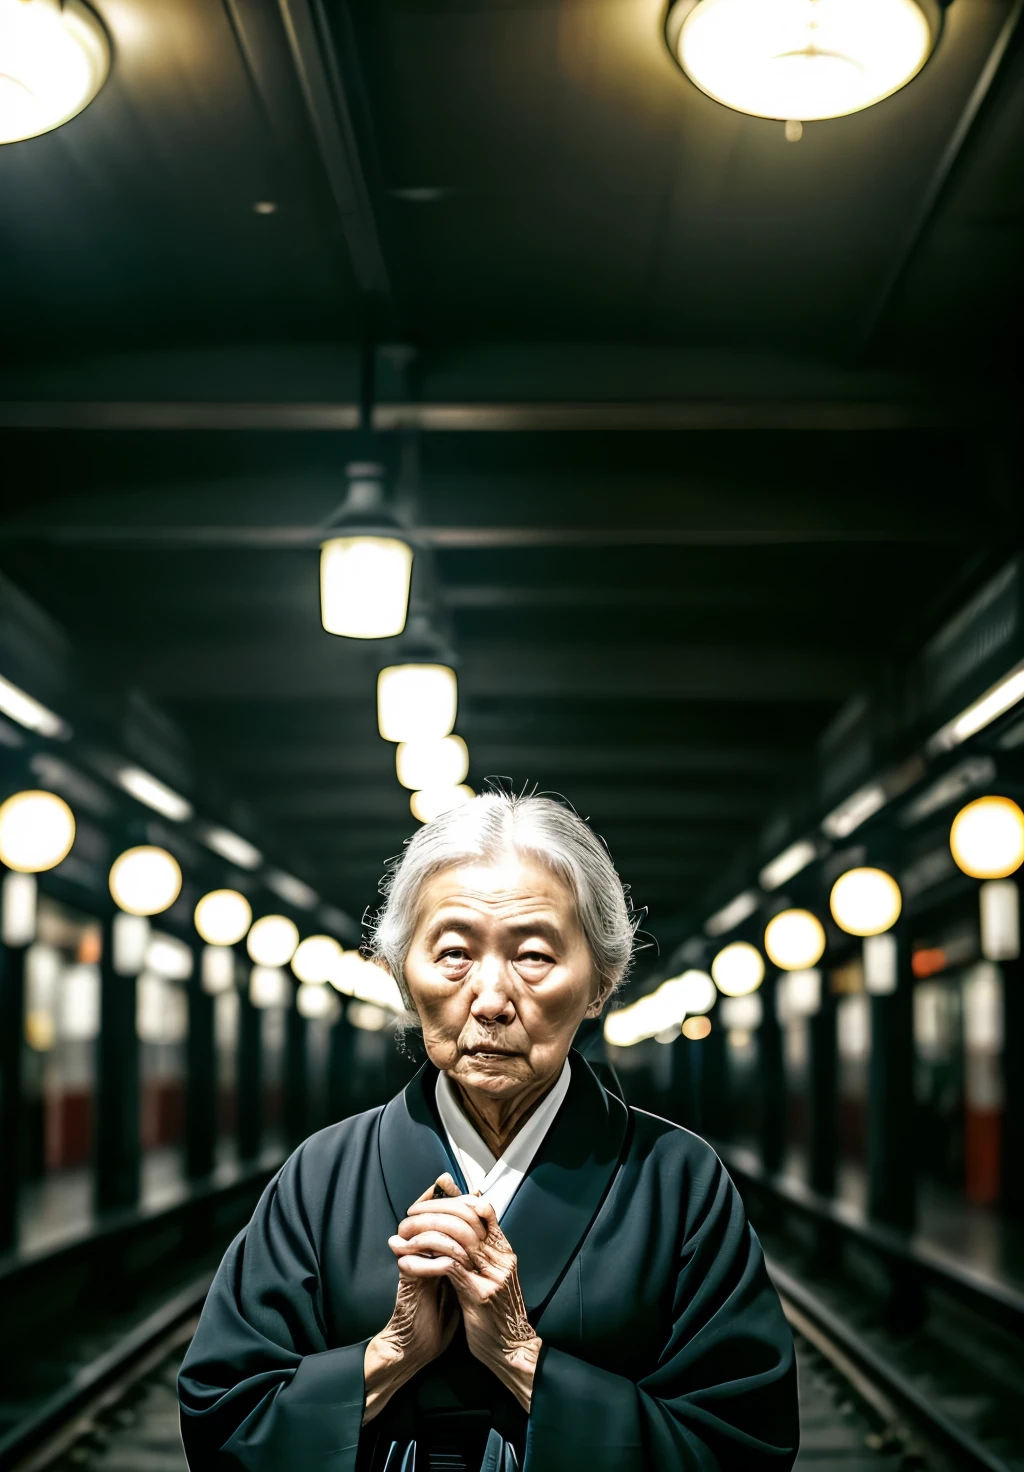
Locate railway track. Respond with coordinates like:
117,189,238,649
2,1259,1017,1472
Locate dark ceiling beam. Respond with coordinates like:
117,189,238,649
275,0,394,310
221,742,799,779
129,637,864,701
0,398,972,432
857,0,1024,352
262,786,767,822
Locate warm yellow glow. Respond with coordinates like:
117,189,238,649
711,941,765,997
950,796,1024,880
396,735,469,791
292,933,342,984
320,536,413,639
829,867,901,936
378,664,458,743
671,0,935,122
682,1015,712,1041
410,785,475,824
764,908,826,971
0,0,110,145
195,889,252,946
0,790,75,872
349,1000,390,1031
249,966,289,1009
109,846,182,917
246,914,300,967
297,982,338,1020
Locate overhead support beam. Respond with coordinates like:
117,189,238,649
276,0,394,309
263,786,772,822
857,0,1024,351
127,637,864,701
0,398,968,432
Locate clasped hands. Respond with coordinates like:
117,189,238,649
363,1173,541,1423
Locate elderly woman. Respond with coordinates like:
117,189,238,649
178,793,798,1471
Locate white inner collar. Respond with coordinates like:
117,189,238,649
434,1059,571,1220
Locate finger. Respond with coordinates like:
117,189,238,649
397,1253,456,1278
389,1231,473,1263
397,1212,485,1250
430,1173,463,1198
411,1172,458,1205
406,1198,489,1235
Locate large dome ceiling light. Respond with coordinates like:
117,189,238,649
665,0,941,124
0,0,111,146
320,463,414,640
711,941,765,997
195,889,252,947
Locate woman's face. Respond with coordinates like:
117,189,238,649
404,854,609,1099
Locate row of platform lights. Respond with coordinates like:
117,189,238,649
0,460,464,1023
606,660,1024,1049
3,0,948,147
0,671,402,1031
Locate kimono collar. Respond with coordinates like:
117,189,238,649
377,1048,629,1322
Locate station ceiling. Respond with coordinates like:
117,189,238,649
1,0,1022,956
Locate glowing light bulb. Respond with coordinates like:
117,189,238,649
829,867,901,937
195,889,252,946
0,790,75,872
320,537,413,639
711,941,765,997
0,0,110,145
668,0,936,122
109,846,182,918
247,914,300,967
378,664,458,743
950,796,1024,880
292,934,342,984
764,909,826,971
396,735,469,791
410,785,475,823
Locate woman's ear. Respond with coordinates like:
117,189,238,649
584,976,615,1018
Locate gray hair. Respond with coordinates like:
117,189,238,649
369,791,637,1014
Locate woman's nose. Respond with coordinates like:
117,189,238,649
469,956,516,1022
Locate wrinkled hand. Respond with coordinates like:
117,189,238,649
396,1174,542,1411
363,1180,461,1424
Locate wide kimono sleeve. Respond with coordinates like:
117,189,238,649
177,1124,375,1472
526,1142,799,1472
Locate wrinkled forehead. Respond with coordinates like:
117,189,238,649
411,853,579,936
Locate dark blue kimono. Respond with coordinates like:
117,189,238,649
177,1052,798,1470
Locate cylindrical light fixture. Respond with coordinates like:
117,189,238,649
109,846,182,917
0,790,75,873
396,735,469,791
711,941,765,996
246,914,300,967
292,933,342,984
829,867,901,936
320,464,413,639
764,908,826,971
195,889,252,946
0,0,111,146
665,0,940,122
378,662,458,744
950,795,1024,880
410,785,475,824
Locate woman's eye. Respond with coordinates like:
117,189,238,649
439,948,469,962
518,951,554,965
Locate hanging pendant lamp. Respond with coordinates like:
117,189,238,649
320,463,414,639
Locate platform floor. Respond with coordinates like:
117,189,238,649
722,1140,1024,1300
15,1135,285,1260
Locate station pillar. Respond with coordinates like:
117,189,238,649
1001,897,1024,1216
237,965,263,1162
0,921,27,1249
327,1007,355,1122
185,944,216,1179
284,984,308,1148
96,912,142,1212
808,977,838,1197
866,924,916,1231
758,971,786,1173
